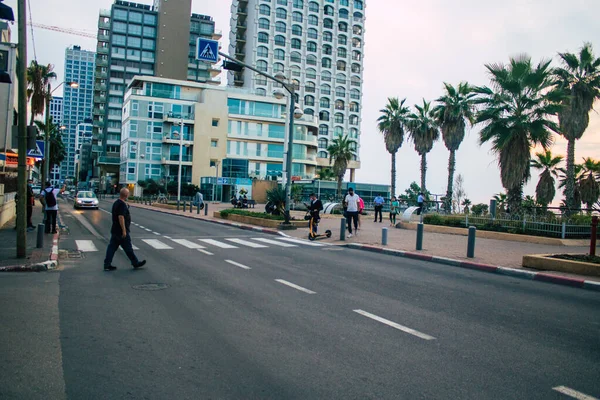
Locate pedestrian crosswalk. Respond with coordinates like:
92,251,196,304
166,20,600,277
74,236,323,253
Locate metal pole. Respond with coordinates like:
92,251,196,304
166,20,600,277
177,117,183,202
204,202,208,216
416,223,424,251
561,221,566,239
42,83,50,186
283,88,295,225
590,216,598,257
467,226,476,258
16,0,28,258
36,223,44,248
340,217,346,241
382,227,388,246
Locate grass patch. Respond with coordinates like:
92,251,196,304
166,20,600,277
550,254,600,264
219,208,285,221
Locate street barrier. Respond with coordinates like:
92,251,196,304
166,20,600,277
416,223,424,250
467,226,476,258
36,224,44,248
340,217,346,241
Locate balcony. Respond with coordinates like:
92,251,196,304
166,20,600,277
161,155,193,164
97,33,110,42
94,83,106,91
238,8,247,16
96,45,109,55
98,20,110,30
162,133,194,143
92,145,103,153
94,95,106,104
93,107,105,116
96,58,108,67
95,70,107,79
98,156,120,165
163,112,195,124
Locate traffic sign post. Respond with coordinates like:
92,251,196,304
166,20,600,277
196,38,218,63
27,140,44,160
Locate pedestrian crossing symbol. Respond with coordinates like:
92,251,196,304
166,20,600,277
27,140,45,159
196,38,219,63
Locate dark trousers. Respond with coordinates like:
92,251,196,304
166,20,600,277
346,211,359,234
417,202,424,215
390,212,397,225
45,210,57,233
104,233,139,268
27,205,33,228
374,205,383,222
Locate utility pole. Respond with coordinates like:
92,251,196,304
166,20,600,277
16,0,28,257
42,82,50,186
177,117,183,202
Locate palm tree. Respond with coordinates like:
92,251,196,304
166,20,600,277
461,198,472,214
493,192,508,213
317,167,336,181
327,135,356,199
407,100,440,192
433,82,476,212
475,55,561,214
27,60,57,125
554,43,600,213
530,150,563,208
34,117,65,169
377,97,411,197
579,157,600,212
558,164,584,211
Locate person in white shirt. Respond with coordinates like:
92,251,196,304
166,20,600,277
40,182,60,234
344,187,360,237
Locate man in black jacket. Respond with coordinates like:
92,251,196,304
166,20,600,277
308,193,323,234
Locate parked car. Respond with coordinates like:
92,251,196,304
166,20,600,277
74,191,99,210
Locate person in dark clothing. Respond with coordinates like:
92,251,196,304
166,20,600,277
308,193,323,234
41,182,59,234
26,180,35,230
103,188,146,271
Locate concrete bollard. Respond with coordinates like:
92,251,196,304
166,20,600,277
190,202,193,213
204,203,208,216
177,200,180,211
340,217,346,241
416,223,424,251
467,226,476,258
382,227,388,246
36,224,44,248
183,201,187,212
197,203,200,214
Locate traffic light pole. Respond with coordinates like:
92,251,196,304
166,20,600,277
16,0,28,257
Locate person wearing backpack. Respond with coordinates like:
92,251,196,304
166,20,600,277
41,182,59,234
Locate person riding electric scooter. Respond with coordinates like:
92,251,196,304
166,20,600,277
307,193,331,241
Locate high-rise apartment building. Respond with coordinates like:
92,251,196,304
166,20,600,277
93,0,221,191
0,21,17,152
228,0,365,180
61,46,95,180
49,97,63,125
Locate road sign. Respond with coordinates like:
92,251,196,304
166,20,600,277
196,38,218,63
217,177,229,185
27,140,44,159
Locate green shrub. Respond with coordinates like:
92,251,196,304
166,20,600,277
219,208,285,221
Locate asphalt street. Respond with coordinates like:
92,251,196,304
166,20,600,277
1,197,599,399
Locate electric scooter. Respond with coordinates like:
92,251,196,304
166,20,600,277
307,213,332,241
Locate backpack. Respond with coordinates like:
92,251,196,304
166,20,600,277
45,189,57,207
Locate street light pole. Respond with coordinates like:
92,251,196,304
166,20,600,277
177,117,183,202
16,0,28,258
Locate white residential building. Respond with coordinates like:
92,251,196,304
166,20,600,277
227,0,365,181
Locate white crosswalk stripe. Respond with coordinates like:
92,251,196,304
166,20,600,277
198,239,238,249
76,240,98,252
141,239,173,250
277,237,324,247
252,238,297,247
170,239,205,249
226,238,268,248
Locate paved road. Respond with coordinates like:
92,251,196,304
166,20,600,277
1,198,599,399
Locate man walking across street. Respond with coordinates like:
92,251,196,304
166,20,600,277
373,194,384,223
104,188,146,271
40,182,60,234
344,187,360,237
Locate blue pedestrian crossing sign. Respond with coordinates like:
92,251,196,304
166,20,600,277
27,140,44,159
196,38,218,63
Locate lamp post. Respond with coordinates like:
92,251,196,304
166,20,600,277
212,160,221,203
16,0,27,258
177,117,184,202
133,140,144,197
42,80,78,186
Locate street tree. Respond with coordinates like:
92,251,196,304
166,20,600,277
554,43,600,213
27,61,56,125
530,150,563,208
433,82,476,212
407,100,440,193
327,135,356,199
34,117,65,171
377,97,411,197
476,55,562,214
452,174,466,214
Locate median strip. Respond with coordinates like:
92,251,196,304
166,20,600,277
353,309,436,341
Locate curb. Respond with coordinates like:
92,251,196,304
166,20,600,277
345,243,600,293
0,231,60,272
127,203,291,238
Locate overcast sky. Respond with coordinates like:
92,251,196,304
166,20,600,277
4,0,600,203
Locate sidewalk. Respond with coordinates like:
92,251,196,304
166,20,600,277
0,206,60,271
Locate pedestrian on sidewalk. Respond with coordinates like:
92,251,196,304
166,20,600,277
373,194,384,223
40,182,59,234
26,180,35,230
344,187,360,237
308,193,323,235
357,195,365,230
417,192,425,215
103,188,146,272
390,196,399,226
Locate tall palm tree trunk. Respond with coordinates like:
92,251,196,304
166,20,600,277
507,186,523,215
564,138,576,215
390,152,396,197
445,150,456,213
337,176,343,200
420,154,427,192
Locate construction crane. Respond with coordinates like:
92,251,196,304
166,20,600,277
27,23,97,39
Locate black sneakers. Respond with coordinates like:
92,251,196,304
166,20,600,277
104,265,117,271
133,260,146,269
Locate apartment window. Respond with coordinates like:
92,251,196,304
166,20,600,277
306,68,317,79
308,28,318,39
258,32,269,44
128,24,142,36
304,108,314,116
256,75,267,85
336,73,346,84
309,1,319,12
273,62,284,72
256,88,267,96
259,18,270,29
323,32,332,42
291,65,301,77
349,128,358,139
307,55,317,66
319,111,329,121
338,48,347,58
275,35,285,46
259,4,270,15
334,126,343,137
339,9,349,19
339,22,348,32
324,18,333,29
143,26,156,37
291,38,302,49
336,86,346,97
292,25,302,36
349,102,359,112
352,50,362,61
341,0,349,5
308,15,318,26
274,49,285,60
305,95,315,106
335,100,345,110
144,14,157,25
127,36,141,48
355,0,364,10
350,115,359,126
113,9,127,21
290,52,301,63
320,97,330,108
305,82,316,93
113,34,126,46
211,139,218,147
113,21,127,33
293,0,303,8
276,8,287,19
318,138,328,149
353,37,362,48
142,39,155,50
257,60,268,72
275,21,286,33
277,0,287,4
292,11,303,22
334,113,344,123
319,125,328,136
350,89,360,99
257,46,269,57
129,11,142,23
210,160,218,167
322,58,332,68
339,35,347,45
323,45,332,55
321,84,331,95
337,61,347,71
324,5,334,15
307,41,317,52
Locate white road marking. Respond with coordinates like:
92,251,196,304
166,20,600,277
553,386,598,400
153,232,160,235
252,238,297,247
198,249,214,256
225,260,251,270
278,237,323,247
275,279,316,294
198,239,238,249
163,236,172,239
141,239,173,250
170,239,205,249
145,228,152,232
226,238,268,248
75,240,98,252
353,310,436,341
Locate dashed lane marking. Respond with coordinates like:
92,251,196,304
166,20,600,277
353,309,436,341
225,260,251,270
198,249,214,256
275,279,316,294
552,386,598,400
